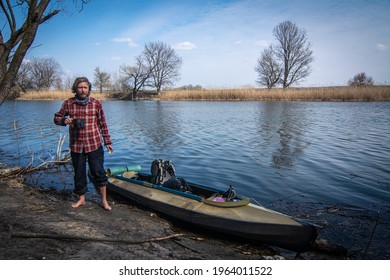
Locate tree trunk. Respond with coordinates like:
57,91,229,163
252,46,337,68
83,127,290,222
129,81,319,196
0,0,59,104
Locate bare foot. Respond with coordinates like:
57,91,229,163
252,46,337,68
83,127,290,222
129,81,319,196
99,186,111,211
101,202,112,211
71,196,86,208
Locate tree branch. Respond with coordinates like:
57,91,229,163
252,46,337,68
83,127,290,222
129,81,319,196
40,9,61,24
0,0,14,33
11,232,185,244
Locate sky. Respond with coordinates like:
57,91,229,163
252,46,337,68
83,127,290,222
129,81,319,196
13,0,390,88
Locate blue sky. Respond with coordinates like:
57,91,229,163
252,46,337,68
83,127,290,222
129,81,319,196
23,0,390,87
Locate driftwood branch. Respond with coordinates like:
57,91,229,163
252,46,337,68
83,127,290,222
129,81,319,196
0,158,71,179
11,232,184,244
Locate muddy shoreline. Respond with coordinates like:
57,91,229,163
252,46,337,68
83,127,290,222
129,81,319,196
0,166,350,260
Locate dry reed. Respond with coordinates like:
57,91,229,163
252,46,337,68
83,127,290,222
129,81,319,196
17,90,110,100
160,86,390,101
16,86,390,102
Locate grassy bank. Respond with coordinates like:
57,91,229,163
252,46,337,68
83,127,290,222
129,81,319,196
16,86,390,101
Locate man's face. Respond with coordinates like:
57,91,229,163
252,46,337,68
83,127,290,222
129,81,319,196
76,82,90,99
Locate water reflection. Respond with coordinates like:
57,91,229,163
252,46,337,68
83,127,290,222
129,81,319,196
0,101,67,163
133,101,183,153
104,101,183,157
256,102,309,170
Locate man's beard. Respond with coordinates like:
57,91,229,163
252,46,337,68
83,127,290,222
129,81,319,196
76,92,89,100
75,93,90,106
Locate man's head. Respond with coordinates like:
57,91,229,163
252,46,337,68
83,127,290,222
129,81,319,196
72,77,92,100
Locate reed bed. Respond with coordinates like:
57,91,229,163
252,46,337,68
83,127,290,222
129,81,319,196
17,90,110,100
16,86,390,101
160,86,390,101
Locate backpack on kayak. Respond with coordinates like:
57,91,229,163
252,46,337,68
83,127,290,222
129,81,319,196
151,159,176,185
150,159,191,192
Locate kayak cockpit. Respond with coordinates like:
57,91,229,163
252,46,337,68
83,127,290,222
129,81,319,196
114,172,250,208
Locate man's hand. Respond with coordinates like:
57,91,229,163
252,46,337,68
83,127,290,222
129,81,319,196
106,145,113,153
64,118,73,125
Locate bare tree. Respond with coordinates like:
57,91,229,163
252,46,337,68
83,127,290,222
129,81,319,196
29,57,62,90
0,0,90,105
63,74,76,90
16,57,62,91
16,60,33,92
53,76,63,90
93,67,111,93
119,55,154,100
255,46,282,88
273,20,314,88
109,70,121,92
143,41,182,95
347,72,374,86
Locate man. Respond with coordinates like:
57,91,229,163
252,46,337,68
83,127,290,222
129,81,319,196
54,77,113,211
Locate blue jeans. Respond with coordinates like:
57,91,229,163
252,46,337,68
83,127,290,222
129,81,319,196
71,146,107,195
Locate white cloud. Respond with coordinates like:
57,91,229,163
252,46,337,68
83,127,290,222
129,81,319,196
255,40,271,48
174,41,197,50
376,43,388,51
112,37,139,48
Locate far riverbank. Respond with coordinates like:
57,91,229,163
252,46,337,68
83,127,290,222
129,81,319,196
16,86,390,102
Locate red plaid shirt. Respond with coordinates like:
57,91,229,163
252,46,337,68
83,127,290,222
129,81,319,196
54,97,112,153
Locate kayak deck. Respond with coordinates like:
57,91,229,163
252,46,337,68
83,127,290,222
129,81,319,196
107,172,317,251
